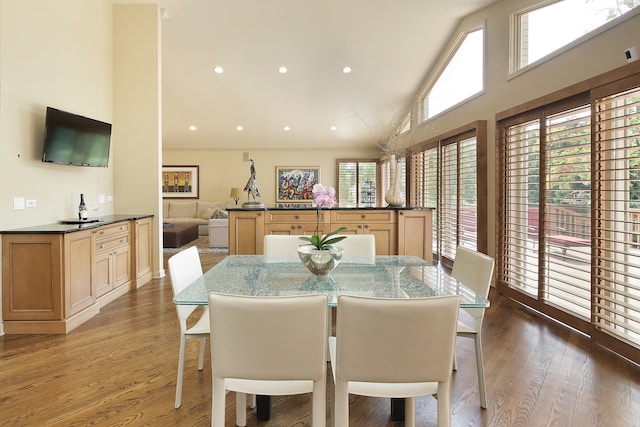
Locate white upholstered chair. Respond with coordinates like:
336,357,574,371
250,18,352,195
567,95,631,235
167,246,208,409
329,295,460,427
208,293,328,427
451,246,495,409
334,234,376,257
263,234,305,256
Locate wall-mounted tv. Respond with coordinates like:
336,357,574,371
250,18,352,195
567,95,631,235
42,107,112,167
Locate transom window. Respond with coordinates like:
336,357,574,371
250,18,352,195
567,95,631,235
512,0,640,72
421,27,484,120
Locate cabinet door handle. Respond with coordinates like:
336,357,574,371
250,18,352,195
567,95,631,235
100,244,106,249
399,211,404,215
358,225,362,229
361,214,366,219
295,215,299,219
291,225,296,230
364,224,369,229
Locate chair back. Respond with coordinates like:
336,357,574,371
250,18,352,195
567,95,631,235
168,246,203,325
335,295,459,384
263,235,305,256
209,293,328,381
335,234,376,256
450,246,494,299
168,246,203,295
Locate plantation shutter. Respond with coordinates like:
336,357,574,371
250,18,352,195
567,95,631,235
592,83,640,352
337,160,378,205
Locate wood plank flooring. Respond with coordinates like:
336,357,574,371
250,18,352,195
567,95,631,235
0,251,638,426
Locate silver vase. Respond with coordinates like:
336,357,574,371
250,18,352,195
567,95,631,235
297,245,343,276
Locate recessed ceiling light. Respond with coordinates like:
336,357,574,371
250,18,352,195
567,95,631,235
330,126,337,131
278,66,288,74
214,66,223,74
236,125,243,131
189,125,197,131
283,126,291,131
342,66,352,74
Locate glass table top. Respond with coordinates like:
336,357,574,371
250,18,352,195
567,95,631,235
173,255,490,308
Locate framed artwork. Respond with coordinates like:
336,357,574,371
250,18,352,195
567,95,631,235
162,165,199,199
276,166,320,203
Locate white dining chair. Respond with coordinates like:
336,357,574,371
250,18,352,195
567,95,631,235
329,294,460,427
263,234,305,256
208,292,328,427
334,234,375,257
451,246,495,409
167,246,208,409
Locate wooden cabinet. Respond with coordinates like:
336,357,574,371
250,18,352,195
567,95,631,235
330,210,397,255
229,210,264,255
94,222,131,298
65,229,97,315
133,217,153,287
1,215,153,334
229,208,432,258
397,209,433,262
264,210,329,236
2,232,98,333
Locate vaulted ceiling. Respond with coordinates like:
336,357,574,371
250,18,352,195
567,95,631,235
156,0,498,151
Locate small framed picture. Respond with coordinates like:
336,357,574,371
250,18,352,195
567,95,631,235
162,165,199,199
276,166,320,203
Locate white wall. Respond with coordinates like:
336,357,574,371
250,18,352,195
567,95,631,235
0,0,116,335
113,4,164,278
163,147,380,205
0,0,115,228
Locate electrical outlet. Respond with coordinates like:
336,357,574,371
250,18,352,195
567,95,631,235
107,195,113,202
26,199,36,207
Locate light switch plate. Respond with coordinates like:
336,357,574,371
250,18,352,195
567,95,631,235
14,197,25,210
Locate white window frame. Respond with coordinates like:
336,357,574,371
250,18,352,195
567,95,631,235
419,25,486,122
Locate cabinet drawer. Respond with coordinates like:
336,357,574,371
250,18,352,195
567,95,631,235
95,222,129,240
266,210,327,223
96,235,129,253
330,210,394,223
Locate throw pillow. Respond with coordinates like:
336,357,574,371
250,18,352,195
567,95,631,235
201,207,216,219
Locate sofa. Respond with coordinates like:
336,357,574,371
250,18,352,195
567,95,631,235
162,200,229,240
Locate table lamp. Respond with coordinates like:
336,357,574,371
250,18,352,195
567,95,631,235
230,187,242,205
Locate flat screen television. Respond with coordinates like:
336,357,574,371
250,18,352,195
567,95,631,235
42,106,112,167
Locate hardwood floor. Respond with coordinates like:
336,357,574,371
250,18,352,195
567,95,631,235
1,251,638,426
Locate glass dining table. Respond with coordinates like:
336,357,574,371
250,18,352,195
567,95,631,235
173,254,489,308
173,254,490,421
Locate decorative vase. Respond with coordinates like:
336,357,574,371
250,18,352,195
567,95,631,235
297,245,343,276
385,157,405,207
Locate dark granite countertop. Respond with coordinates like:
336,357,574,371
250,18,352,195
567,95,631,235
1,214,154,234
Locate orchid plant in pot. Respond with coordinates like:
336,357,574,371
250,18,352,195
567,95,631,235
297,184,348,275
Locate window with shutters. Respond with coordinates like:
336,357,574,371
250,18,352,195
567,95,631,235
336,160,378,206
497,70,640,363
408,121,487,265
